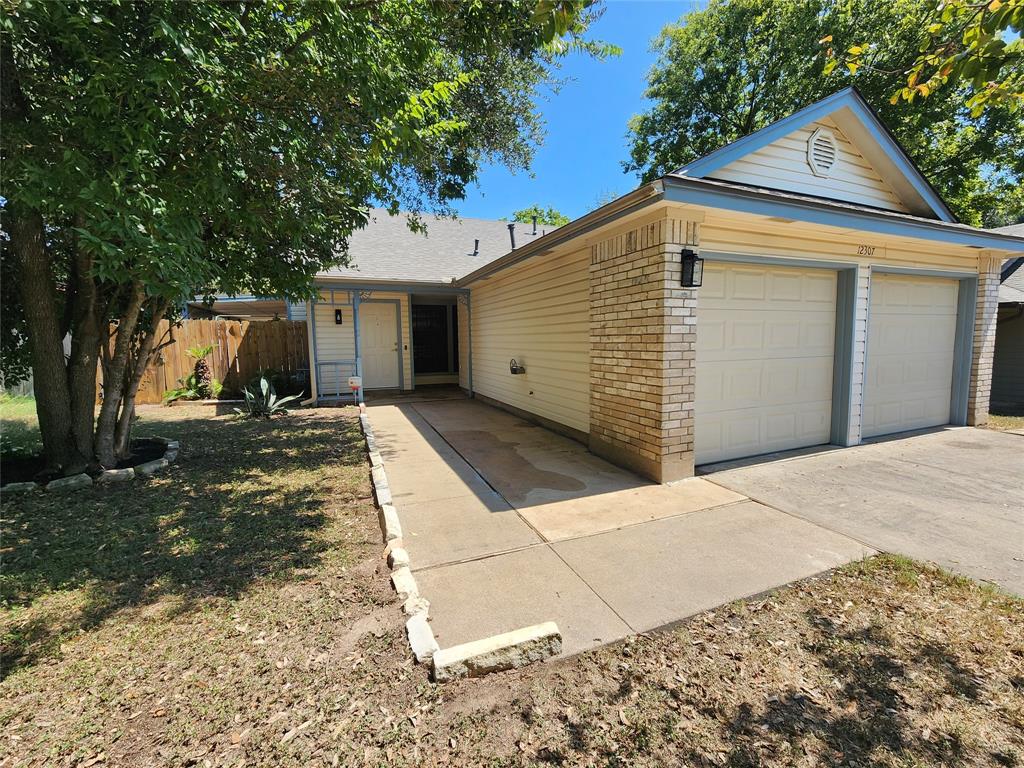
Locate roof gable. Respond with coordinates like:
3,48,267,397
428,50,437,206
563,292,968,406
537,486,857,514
674,88,954,222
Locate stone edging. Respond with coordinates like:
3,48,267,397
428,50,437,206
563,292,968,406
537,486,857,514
358,405,564,682
359,406,441,668
0,437,180,496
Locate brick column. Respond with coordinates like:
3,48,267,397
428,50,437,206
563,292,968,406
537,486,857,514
966,255,1001,425
589,211,701,483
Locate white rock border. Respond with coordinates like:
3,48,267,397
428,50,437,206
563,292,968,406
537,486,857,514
359,404,441,666
358,402,563,681
0,437,180,496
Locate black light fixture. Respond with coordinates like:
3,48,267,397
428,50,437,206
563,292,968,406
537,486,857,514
680,248,704,288
334,309,343,324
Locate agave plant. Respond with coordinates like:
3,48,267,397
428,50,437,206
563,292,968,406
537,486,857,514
234,374,303,419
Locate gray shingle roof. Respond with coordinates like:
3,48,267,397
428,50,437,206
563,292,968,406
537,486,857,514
318,208,554,284
993,224,1024,304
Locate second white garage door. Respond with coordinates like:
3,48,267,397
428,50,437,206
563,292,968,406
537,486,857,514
862,273,959,438
696,263,837,464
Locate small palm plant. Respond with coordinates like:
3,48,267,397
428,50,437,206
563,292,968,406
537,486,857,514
235,374,303,419
187,344,216,399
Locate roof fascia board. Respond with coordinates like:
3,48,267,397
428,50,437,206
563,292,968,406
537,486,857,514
1001,256,1024,281
457,184,664,286
313,278,468,293
832,101,954,222
662,177,1024,253
677,87,954,223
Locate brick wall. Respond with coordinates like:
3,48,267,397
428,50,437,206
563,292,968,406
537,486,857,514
967,255,1001,425
588,212,701,483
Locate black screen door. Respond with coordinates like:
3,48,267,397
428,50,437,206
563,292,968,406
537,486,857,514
412,305,450,374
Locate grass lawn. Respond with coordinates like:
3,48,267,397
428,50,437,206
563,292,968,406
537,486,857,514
0,395,42,459
2,406,1023,767
986,413,1024,431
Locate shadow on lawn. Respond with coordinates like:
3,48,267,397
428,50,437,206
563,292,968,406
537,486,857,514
709,612,977,768
0,409,368,678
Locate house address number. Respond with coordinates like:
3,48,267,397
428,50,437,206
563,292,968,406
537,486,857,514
857,244,876,256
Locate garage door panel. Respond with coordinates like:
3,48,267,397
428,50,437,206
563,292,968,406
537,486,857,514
862,273,958,438
700,315,834,362
696,263,837,464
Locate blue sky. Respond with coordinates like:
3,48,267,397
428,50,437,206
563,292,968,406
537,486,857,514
455,1,697,221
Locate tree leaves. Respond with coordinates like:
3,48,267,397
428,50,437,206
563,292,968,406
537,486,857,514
625,0,1024,226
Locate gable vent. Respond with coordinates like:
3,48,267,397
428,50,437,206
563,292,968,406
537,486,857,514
806,127,838,178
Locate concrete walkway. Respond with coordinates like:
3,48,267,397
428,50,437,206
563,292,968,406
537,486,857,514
706,427,1024,594
368,398,870,656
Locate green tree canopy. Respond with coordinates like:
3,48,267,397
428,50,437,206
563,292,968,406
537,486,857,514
1,0,609,474
625,0,1024,226
827,0,1024,115
508,204,571,226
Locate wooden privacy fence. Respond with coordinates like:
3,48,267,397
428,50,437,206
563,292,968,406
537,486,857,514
106,318,309,405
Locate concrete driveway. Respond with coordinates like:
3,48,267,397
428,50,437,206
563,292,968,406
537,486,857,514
368,397,870,656
703,427,1024,594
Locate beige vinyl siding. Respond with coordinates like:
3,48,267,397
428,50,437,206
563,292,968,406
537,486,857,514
709,118,910,213
312,292,356,396
313,300,356,362
700,213,979,273
470,245,590,433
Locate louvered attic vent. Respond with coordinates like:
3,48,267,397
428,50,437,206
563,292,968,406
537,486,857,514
806,127,838,178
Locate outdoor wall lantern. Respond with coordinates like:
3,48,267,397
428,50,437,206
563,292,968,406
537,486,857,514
681,248,704,288
334,309,343,324
509,358,526,375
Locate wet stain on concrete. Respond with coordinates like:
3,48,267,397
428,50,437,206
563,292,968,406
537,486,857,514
944,441,993,451
445,429,586,505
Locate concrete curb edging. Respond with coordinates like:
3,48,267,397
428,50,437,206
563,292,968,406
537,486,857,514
432,622,563,683
0,437,180,496
359,404,441,667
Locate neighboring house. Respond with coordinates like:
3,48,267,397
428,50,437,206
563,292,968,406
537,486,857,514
186,296,306,321
991,223,1024,414
308,88,1024,483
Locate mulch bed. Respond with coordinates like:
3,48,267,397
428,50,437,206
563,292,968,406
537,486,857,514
0,438,167,486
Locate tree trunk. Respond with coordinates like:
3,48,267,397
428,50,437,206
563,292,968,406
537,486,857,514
3,38,84,474
66,229,102,466
94,283,145,467
113,299,169,458
8,205,83,473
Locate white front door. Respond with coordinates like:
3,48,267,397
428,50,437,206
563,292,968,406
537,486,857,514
695,262,838,464
862,274,958,438
359,302,400,389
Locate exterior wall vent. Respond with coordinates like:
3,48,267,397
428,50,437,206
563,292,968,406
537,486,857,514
806,127,838,178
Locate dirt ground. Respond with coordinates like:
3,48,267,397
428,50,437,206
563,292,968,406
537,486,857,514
2,405,1022,767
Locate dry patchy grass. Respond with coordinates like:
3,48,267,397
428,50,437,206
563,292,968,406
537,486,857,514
2,406,1022,767
986,413,1024,431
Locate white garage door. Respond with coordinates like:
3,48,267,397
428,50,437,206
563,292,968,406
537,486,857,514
696,263,837,464
862,274,958,438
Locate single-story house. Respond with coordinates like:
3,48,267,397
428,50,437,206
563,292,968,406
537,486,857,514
306,87,1024,482
991,224,1024,414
